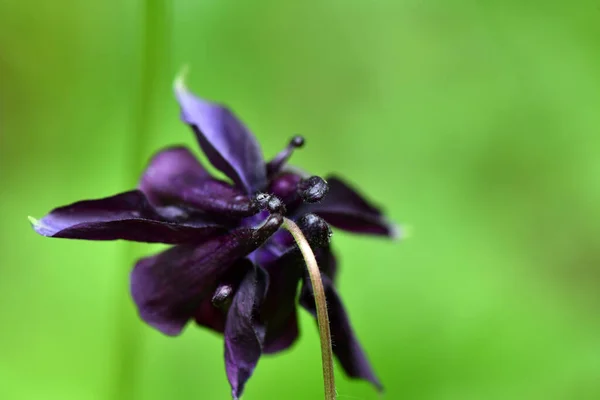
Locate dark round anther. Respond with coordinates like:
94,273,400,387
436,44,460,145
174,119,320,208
298,213,332,248
297,176,329,203
290,135,305,148
267,195,286,214
253,192,270,210
212,284,233,309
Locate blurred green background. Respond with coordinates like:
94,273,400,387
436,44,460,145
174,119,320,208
2,1,600,399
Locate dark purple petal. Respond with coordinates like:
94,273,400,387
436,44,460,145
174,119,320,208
295,176,399,238
300,275,383,391
140,146,258,218
194,267,249,334
138,146,208,202
175,80,267,193
130,214,283,336
259,247,304,354
193,297,226,334
263,308,299,355
30,190,225,243
225,263,269,399
315,247,338,283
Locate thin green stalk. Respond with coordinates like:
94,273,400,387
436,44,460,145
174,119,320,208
282,217,336,400
108,1,170,399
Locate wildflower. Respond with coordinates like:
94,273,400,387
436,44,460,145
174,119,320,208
30,78,397,398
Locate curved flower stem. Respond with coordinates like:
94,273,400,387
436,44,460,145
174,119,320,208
282,217,336,400
109,0,171,399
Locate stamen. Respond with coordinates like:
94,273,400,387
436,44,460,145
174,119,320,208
211,284,234,309
254,213,284,237
297,213,332,248
266,135,305,177
253,192,271,210
266,195,286,215
253,193,287,215
297,176,329,203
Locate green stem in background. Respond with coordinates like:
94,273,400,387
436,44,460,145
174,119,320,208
109,1,171,399
282,217,336,400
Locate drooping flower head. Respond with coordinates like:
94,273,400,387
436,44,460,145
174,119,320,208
30,76,398,399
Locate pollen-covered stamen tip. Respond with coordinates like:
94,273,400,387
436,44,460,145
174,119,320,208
297,213,332,248
266,195,286,215
253,193,286,215
212,284,234,309
298,176,329,203
253,192,271,210
266,135,305,177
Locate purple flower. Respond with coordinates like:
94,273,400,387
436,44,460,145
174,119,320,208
30,78,398,398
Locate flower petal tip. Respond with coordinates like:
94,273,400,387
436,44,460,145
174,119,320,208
173,65,190,93
148,320,186,337
388,222,405,241
28,216,54,236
